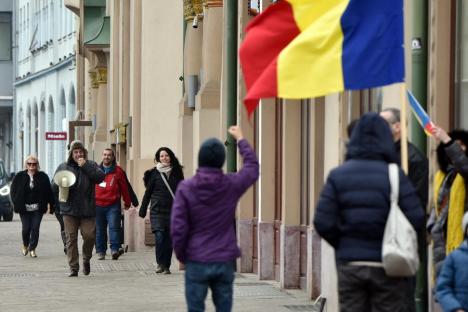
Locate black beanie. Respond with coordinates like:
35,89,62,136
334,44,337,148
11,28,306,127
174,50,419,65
198,138,225,168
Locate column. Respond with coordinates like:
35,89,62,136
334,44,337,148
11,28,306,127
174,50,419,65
280,99,301,289
192,3,223,171
257,98,276,280
92,67,108,160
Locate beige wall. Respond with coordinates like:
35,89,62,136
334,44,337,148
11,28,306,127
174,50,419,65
140,0,184,159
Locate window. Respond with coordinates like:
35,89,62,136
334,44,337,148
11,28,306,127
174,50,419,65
455,0,468,128
0,13,12,61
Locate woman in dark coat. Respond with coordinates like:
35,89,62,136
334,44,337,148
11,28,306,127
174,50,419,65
139,147,184,274
428,127,468,279
10,155,55,258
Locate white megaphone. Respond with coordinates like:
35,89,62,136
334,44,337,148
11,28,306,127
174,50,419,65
53,170,76,202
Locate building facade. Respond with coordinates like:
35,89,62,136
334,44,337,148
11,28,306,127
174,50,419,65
0,0,14,174
14,0,77,176
69,0,468,310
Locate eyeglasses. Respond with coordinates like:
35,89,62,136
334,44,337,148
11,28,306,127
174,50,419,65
27,163,38,166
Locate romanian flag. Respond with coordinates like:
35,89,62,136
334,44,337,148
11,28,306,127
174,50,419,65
407,90,434,136
239,0,405,116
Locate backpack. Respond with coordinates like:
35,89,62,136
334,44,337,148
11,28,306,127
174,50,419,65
382,163,419,277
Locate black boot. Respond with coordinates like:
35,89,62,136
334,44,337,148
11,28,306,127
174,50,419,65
83,262,90,276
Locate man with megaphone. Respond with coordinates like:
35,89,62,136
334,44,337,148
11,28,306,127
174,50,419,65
52,140,105,277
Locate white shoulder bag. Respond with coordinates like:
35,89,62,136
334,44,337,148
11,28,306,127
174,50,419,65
382,163,419,277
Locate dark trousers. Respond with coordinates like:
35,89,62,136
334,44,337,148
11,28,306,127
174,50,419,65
55,213,67,249
20,211,43,250
337,264,411,312
154,230,172,269
63,215,95,272
185,261,235,312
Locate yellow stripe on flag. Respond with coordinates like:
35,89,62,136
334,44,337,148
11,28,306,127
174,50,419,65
278,0,350,98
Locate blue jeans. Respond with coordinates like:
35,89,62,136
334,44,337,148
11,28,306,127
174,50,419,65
95,204,121,254
185,261,235,312
20,210,43,250
154,230,172,269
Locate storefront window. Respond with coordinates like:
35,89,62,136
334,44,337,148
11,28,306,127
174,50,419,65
455,0,468,129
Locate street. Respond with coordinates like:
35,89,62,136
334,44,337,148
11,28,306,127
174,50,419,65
0,215,317,312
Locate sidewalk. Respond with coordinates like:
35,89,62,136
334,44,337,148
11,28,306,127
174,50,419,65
0,215,318,312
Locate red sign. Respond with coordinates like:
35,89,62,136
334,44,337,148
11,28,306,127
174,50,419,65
45,132,67,140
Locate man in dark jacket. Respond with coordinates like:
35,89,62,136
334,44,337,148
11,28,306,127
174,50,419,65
380,108,429,311
52,140,105,277
314,113,424,312
380,108,429,208
171,126,259,312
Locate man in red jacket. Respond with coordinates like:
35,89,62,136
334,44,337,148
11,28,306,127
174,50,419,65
95,148,131,260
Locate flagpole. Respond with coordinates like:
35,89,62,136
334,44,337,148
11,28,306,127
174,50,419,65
400,84,409,174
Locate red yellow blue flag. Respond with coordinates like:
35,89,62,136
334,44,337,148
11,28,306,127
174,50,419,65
239,0,405,116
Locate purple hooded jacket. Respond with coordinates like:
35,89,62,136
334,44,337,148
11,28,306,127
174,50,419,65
171,139,259,263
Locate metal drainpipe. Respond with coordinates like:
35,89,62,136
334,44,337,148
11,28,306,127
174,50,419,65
225,0,238,173
411,0,428,311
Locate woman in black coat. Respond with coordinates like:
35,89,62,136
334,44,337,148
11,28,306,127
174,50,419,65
10,155,55,258
139,147,184,274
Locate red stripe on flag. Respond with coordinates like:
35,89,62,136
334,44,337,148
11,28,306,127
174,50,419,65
239,0,301,116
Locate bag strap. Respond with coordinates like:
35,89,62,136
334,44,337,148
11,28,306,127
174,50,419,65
388,163,399,203
160,172,175,199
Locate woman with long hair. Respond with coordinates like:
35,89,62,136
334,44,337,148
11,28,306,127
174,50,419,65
10,155,55,257
139,147,184,274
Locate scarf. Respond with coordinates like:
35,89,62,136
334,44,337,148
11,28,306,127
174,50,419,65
102,163,115,174
156,163,172,176
27,171,35,189
434,170,466,254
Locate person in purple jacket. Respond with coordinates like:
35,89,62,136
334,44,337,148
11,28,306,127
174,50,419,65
171,125,259,312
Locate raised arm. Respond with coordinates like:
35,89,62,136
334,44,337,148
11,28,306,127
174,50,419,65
80,161,105,184
432,126,468,179
227,126,259,195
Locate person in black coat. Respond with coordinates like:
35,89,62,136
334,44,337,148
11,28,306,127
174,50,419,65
380,108,429,312
10,155,55,258
314,113,424,312
139,147,184,274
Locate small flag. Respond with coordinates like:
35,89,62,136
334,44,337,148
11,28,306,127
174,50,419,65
239,0,405,116
407,90,434,136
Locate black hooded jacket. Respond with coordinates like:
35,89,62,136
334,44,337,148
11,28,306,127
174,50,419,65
314,113,424,262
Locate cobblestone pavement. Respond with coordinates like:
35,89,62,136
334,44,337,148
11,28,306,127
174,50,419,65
0,215,320,312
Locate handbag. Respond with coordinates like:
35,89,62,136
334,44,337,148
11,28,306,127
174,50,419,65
382,163,419,277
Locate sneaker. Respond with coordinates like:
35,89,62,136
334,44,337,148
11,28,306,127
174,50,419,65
68,270,78,277
21,245,28,256
163,268,171,275
83,262,90,275
97,253,105,260
111,251,121,260
30,250,37,258
118,248,125,256
155,265,164,274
